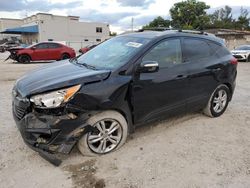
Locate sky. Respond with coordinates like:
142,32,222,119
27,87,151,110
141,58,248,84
0,0,249,33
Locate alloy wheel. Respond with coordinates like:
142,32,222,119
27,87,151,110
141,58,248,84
212,89,228,113
87,119,123,154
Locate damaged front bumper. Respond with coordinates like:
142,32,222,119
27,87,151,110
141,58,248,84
5,50,18,62
12,95,93,166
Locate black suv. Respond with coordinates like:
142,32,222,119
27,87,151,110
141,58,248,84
12,30,237,165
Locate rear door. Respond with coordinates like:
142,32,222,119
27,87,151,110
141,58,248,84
32,43,50,61
48,43,62,60
132,38,189,123
182,38,222,111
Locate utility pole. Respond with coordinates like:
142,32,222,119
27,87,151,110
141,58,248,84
131,17,134,32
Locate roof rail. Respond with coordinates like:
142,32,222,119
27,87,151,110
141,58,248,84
138,27,171,32
138,28,209,35
177,29,208,35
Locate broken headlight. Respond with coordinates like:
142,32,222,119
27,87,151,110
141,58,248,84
30,85,81,108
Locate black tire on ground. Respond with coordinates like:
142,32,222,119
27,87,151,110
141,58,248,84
247,55,250,62
18,54,31,64
203,84,230,118
61,53,70,60
77,110,128,156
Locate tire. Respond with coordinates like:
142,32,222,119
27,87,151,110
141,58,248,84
18,54,31,64
78,110,128,156
247,55,250,63
61,53,70,60
203,84,230,118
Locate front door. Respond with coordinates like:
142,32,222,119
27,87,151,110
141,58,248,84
32,43,50,61
132,38,189,124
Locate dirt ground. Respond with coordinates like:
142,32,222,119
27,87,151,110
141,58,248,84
1,52,250,188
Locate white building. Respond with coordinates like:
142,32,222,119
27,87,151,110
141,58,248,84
0,18,23,40
0,13,110,50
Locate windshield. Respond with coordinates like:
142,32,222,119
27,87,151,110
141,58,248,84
76,36,150,70
235,46,250,50
26,43,36,48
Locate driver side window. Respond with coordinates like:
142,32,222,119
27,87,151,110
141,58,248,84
35,43,49,49
142,39,182,68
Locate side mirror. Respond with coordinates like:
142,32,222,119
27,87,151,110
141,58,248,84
31,46,36,50
138,61,159,73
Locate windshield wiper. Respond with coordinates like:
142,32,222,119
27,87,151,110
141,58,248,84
81,63,97,70
69,56,79,64
70,56,97,70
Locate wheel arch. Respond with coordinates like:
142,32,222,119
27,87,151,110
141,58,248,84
110,106,133,134
222,82,233,100
61,52,70,57
18,53,32,61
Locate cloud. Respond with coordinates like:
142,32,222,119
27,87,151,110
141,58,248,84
68,9,139,25
134,15,170,26
0,0,82,12
117,0,155,9
115,15,170,31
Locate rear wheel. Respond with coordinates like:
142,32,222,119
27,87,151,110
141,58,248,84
77,111,128,156
203,84,230,117
18,54,31,63
61,53,70,60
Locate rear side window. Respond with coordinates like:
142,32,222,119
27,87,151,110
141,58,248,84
208,42,231,57
48,43,61,48
183,38,211,61
142,39,182,68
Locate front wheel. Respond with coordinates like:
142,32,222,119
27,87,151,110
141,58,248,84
18,54,31,63
77,111,128,156
203,84,230,117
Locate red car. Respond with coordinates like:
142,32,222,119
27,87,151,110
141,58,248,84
79,44,97,54
7,42,76,63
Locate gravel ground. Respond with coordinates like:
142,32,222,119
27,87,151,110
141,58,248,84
0,53,250,188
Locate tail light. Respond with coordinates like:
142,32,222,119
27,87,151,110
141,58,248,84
230,57,238,65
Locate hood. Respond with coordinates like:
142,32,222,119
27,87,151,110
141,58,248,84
8,47,25,52
15,60,111,97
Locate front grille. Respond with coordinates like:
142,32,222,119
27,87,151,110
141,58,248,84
14,104,27,120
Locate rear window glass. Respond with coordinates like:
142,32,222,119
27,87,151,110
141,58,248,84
183,38,211,61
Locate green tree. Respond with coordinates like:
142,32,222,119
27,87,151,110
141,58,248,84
208,5,234,29
236,7,250,30
142,16,170,29
207,6,250,30
169,0,210,29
